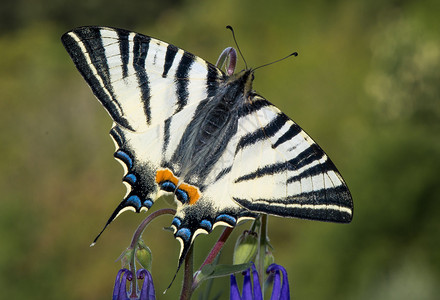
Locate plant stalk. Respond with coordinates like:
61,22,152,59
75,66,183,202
128,208,176,298
258,215,268,294
180,244,194,300
191,226,234,292
200,226,234,269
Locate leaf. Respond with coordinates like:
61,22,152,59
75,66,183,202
233,230,258,265
195,262,253,284
197,251,221,298
116,248,135,268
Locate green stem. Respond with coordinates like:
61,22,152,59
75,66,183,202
127,208,176,298
200,226,234,269
180,243,194,300
129,208,176,249
191,226,234,292
129,256,137,298
258,215,268,293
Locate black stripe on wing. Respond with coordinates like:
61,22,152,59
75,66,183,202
272,122,302,148
234,184,352,223
238,97,272,117
234,143,327,183
235,113,290,154
215,166,233,182
163,44,178,78
119,30,130,78
236,185,351,208
207,64,224,97
162,118,171,157
132,33,152,125
175,52,196,113
286,158,336,183
61,27,134,130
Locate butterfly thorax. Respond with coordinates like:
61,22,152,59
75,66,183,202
171,69,255,185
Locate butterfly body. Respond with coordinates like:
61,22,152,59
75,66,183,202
62,27,353,265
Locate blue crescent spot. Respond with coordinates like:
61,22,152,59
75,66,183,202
200,219,212,231
175,189,189,204
143,199,153,208
124,174,137,184
172,217,182,228
215,214,237,226
126,195,141,209
176,228,191,241
114,150,133,169
160,181,176,192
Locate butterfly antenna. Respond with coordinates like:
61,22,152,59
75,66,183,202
254,52,298,71
226,25,248,69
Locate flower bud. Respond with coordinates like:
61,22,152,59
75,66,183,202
233,230,258,265
136,240,153,271
254,241,275,274
263,246,275,272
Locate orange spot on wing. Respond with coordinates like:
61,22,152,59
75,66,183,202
179,183,201,205
155,168,202,205
155,168,178,185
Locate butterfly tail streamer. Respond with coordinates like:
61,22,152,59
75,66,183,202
90,198,136,246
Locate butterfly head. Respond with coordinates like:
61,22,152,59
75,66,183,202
226,68,255,102
216,45,254,99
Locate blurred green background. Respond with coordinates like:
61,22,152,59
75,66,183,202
1,0,439,299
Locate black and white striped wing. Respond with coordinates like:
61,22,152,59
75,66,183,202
230,95,353,223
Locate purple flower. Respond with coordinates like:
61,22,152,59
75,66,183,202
266,264,290,300
112,269,156,300
230,264,290,300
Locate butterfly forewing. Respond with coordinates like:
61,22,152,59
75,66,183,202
62,27,224,132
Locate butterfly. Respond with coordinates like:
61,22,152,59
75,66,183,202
61,26,353,267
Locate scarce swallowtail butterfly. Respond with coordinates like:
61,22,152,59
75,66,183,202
61,26,353,267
